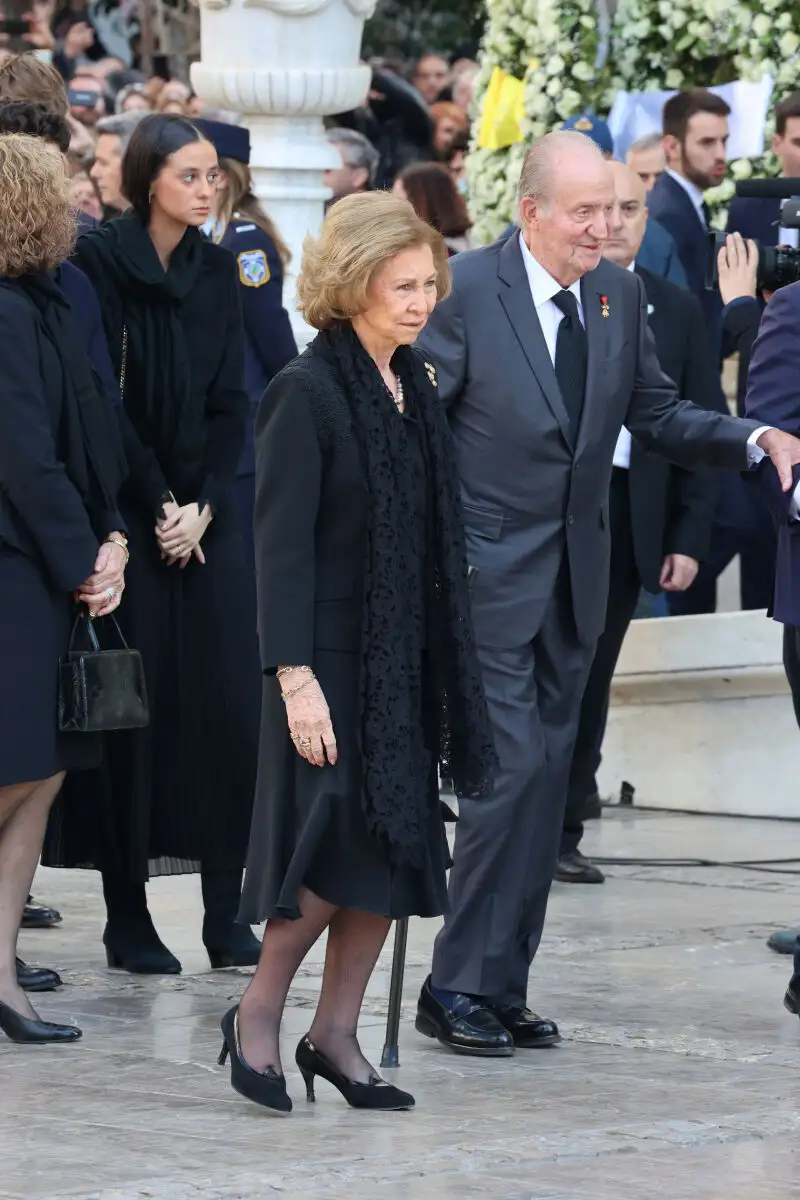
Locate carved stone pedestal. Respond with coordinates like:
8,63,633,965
191,0,376,344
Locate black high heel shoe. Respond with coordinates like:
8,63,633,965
295,1036,415,1111
218,1006,292,1114
0,999,81,1044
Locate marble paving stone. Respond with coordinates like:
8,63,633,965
4,810,800,1199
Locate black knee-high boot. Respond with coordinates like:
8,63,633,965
102,873,181,975
201,867,261,969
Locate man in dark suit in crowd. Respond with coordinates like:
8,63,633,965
648,88,730,352
727,92,800,247
413,130,800,1058
649,88,775,616
744,278,800,1021
557,161,717,884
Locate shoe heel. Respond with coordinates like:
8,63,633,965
218,1041,229,1066
299,1065,316,1102
105,947,121,969
414,1012,438,1039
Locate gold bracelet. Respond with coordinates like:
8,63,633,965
105,533,129,564
277,665,313,679
281,675,317,701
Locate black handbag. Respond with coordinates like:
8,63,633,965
58,611,149,733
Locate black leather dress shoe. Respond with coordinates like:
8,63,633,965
554,850,605,884
784,975,800,1017
491,1005,561,1048
21,896,62,929
768,927,800,955
415,977,514,1056
16,958,63,992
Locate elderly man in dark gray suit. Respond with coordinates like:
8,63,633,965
414,130,800,1058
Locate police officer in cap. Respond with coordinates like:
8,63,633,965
194,118,298,567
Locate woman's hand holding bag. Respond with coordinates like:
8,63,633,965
74,539,127,618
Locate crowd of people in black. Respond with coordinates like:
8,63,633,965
1,27,799,1115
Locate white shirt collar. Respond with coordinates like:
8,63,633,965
666,168,706,219
627,260,636,272
518,232,582,311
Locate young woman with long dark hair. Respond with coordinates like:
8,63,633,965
44,114,262,975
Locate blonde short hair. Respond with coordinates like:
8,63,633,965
297,191,451,330
0,133,75,275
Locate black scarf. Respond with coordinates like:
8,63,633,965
316,324,497,868
72,212,204,490
1,272,127,537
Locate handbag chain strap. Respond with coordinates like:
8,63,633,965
119,325,128,400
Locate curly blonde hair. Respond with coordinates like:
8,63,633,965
297,191,451,330
0,133,75,276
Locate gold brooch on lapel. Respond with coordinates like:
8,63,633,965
600,294,610,319
424,361,438,387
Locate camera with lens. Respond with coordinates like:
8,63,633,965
707,177,800,293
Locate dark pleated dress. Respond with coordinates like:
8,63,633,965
239,371,450,924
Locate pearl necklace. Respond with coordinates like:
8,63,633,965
389,376,404,412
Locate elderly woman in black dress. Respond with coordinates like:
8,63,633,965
219,191,495,1114
0,133,127,1044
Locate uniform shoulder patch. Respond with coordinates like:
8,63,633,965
237,248,270,287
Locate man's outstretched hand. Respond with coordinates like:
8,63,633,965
756,429,800,491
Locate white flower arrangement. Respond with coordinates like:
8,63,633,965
468,0,800,241
469,0,603,243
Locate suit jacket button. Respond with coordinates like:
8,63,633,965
567,514,574,526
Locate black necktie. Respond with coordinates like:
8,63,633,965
701,200,711,229
552,289,587,441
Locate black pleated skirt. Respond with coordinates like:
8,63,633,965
0,543,101,786
239,648,450,924
43,499,260,880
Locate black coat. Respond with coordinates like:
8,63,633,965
647,172,725,410
254,347,367,671
45,235,260,879
722,295,763,416
627,266,718,590
0,283,101,592
240,338,450,924
72,236,249,518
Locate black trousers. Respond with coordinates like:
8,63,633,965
782,625,800,977
667,473,776,615
561,469,641,856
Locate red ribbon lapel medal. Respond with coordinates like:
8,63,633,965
600,294,610,318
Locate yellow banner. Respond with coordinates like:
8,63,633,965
477,66,526,150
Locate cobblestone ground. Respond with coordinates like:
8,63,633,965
3,808,800,1199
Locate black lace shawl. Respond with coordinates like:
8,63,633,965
315,324,496,868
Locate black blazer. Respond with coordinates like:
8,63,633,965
722,296,763,415
253,345,368,672
726,195,781,246
628,266,717,590
647,173,724,406
0,284,101,592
